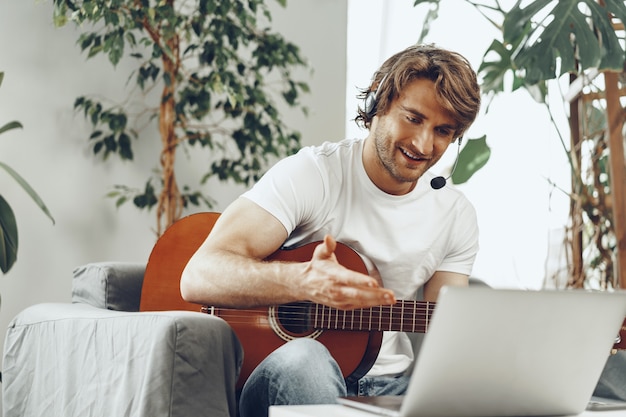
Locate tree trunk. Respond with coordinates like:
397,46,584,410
604,70,626,288
568,74,584,288
157,42,183,237
141,0,184,237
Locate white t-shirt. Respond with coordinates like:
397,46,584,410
242,137,479,376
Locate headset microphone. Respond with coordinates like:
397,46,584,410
430,137,462,190
430,175,447,190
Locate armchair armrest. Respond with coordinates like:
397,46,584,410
3,303,243,417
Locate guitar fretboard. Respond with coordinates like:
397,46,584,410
312,300,436,333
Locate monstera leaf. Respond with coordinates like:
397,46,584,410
415,0,626,88
504,0,626,85
452,136,491,185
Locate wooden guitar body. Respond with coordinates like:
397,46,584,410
139,212,382,388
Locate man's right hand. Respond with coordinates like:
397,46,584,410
298,235,396,310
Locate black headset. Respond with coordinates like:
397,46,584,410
362,73,388,119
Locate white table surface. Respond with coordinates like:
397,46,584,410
269,404,626,417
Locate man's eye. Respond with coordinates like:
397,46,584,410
436,128,452,137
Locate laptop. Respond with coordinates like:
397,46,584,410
337,286,626,417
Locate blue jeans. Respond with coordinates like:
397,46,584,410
239,338,410,417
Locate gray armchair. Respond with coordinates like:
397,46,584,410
2,262,243,417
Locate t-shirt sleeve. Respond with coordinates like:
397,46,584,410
241,148,326,235
437,197,479,275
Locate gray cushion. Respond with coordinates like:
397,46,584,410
72,262,145,311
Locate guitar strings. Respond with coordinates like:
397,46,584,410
202,302,436,332
204,303,436,317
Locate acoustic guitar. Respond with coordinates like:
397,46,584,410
140,212,626,388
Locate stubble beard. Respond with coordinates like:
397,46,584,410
373,127,431,185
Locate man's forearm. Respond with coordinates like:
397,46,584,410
180,249,306,308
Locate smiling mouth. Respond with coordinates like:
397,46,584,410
400,147,429,162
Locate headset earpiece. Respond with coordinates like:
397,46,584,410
362,73,388,119
363,91,378,119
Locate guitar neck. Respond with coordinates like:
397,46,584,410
311,300,436,333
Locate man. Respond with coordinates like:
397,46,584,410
181,43,482,416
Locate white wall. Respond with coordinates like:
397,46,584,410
0,0,347,373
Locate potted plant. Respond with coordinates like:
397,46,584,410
52,0,309,236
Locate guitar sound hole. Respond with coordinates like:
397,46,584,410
277,302,313,334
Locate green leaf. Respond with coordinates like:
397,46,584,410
118,132,133,160
115,196,128,208
0,162,55,225
0,121,23,136
52,11,69,28
0,195,18,274
451,135,491,185
89,130,103,140
479,40,515,96
582,100,607,138
478,14,539,103
505,0,626,84
107,113,128,132
78,32,96,52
